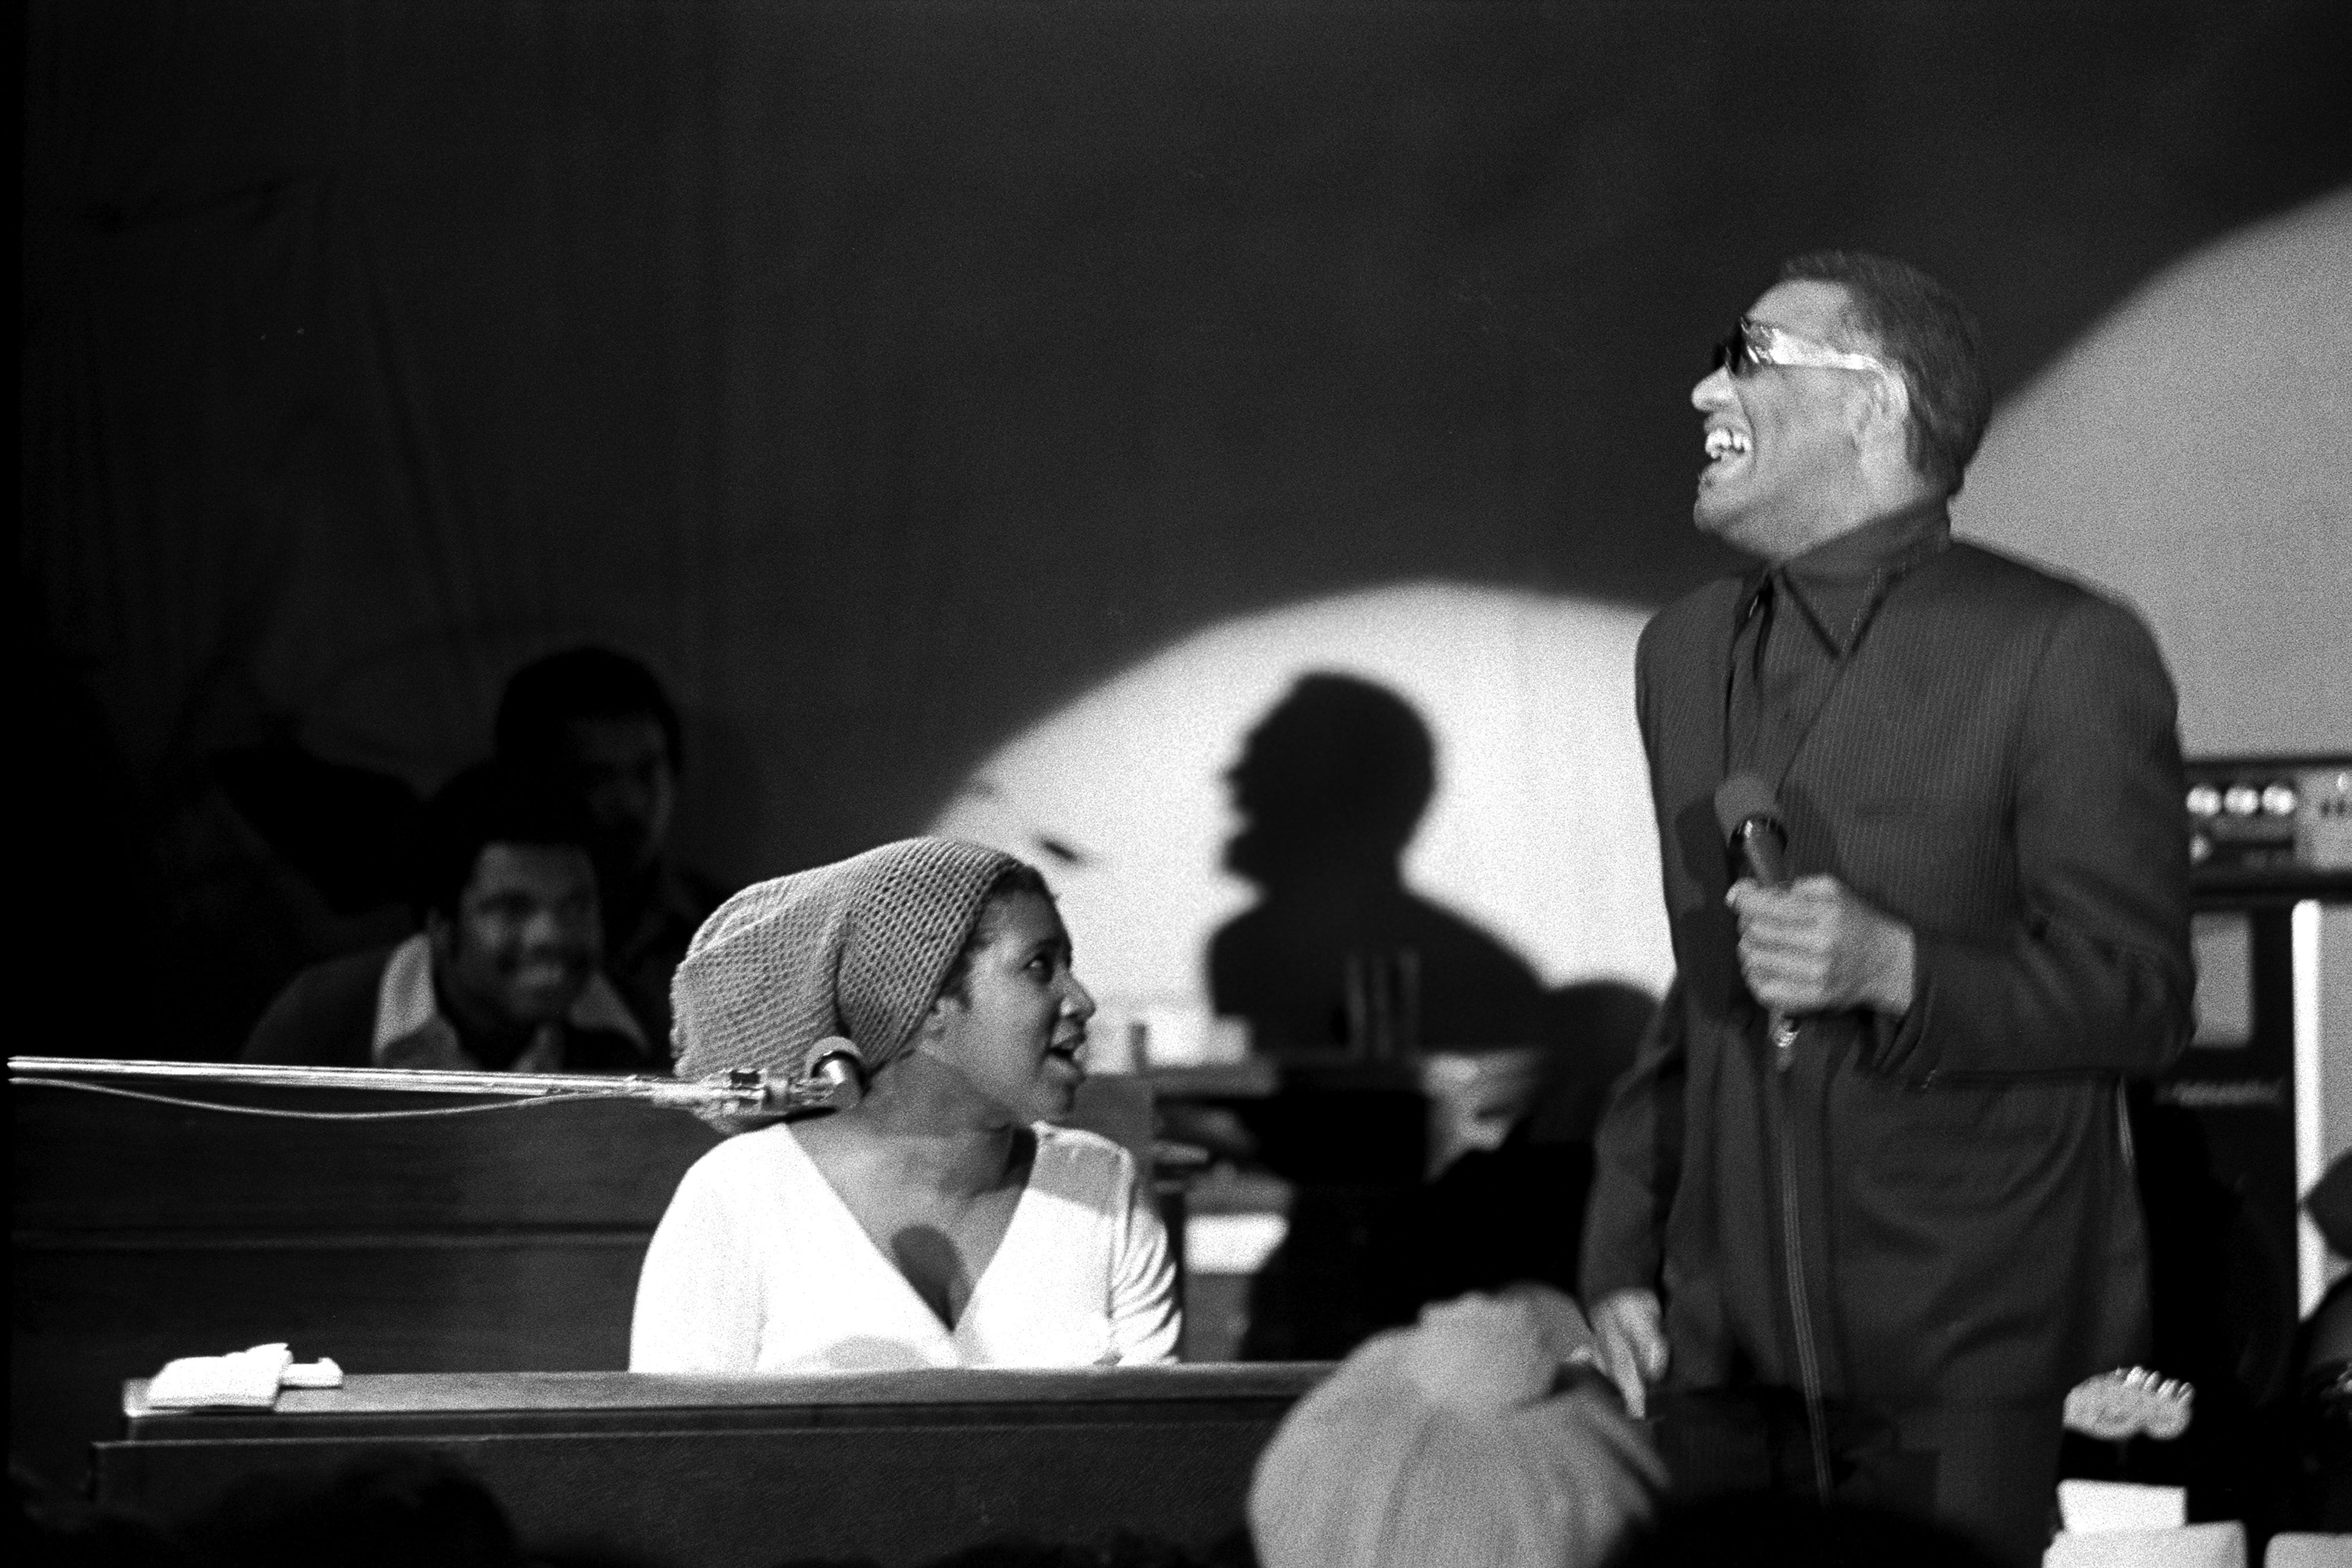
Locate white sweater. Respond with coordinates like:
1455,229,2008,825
629,1122,1181,1372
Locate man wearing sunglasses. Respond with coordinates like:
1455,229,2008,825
1579,252,2191,1566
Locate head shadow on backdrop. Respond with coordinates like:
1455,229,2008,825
1209,671,1544,1059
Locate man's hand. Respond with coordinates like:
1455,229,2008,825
1726,873,1916,1017
1589,1287,1668,1419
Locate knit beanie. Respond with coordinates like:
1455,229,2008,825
670,837,1026,1088
1249,1291,1664,1568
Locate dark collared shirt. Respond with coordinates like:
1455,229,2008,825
1729,498,1951,779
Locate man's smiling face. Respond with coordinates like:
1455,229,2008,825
1692,278,1883,561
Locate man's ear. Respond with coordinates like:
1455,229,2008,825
1863,371,1911,449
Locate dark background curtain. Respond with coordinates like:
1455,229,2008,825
21,0,2352,1056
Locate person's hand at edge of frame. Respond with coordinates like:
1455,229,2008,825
1590,1286,1668,1420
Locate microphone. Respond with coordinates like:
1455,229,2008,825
801,1036,868,1109
1713,774,1801,1066
700,1035,868,1127
1714,773,1788,887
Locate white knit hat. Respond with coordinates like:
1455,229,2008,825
670,837,1026,1088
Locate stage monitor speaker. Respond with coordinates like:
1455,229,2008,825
2124,755,2349,1522
2184,755,2352,897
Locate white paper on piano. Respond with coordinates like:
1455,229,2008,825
282,1357,344,1389
2057,1479,2188,1533
1185,1213,1289,1275
146,1343,343,1408
2043,1520,2245,1568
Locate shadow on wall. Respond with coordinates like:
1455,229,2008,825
1192,675,1660,1359
1211,673,1543,1056
927,582,1673,1013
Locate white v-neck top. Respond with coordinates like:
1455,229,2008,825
629,1123,1181,1372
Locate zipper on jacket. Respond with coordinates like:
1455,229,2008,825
1769,1054,1834,1500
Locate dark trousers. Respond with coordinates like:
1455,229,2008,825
1652,1387,2067,1568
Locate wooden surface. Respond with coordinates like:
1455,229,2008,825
98,1365,1329,1567
10,1081,720,1230
11,1077,723,1487
123,1363,1329,1424
11,1070,1165,1489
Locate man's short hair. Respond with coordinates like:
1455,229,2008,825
1778,250,1991,496
417,763,596,920
494,646,683,773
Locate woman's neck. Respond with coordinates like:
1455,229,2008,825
825,1056,1025,1199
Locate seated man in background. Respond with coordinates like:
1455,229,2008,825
495,646,726,1049
243,764,658,1074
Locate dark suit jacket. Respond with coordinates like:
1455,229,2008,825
1582,539,2192,1409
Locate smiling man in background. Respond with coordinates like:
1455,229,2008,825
244,763,656,1074
1578,251,2192,1566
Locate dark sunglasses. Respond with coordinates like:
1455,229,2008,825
1711,318,1897,380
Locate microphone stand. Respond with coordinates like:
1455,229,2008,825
5,1055,861,1117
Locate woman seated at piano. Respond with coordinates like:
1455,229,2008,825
629,837,1180,1372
